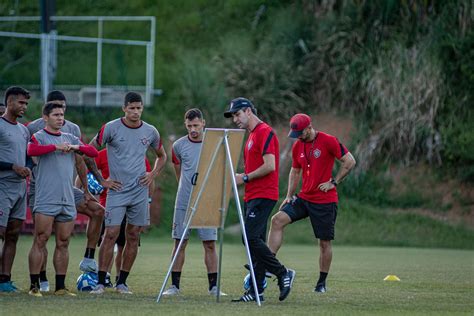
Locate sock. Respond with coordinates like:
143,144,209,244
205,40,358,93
171,271,181,289
55,274,66,291
84,248,95,259
317,272,328,285
207,272,217,291
98,270,107,285
0,274,10,283
116,270,129,286
115,275,119,283
39,270,48,282
30,274,40,290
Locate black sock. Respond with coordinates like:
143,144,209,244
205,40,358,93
115,275,119,283
30,274,40,290
171,271,181,289
84,248,95,259
317,272,328,285
55,274,66,291
39,270,48,282
98,270,107,285
116,270,129,286
208,272,217,291
0,274,9,283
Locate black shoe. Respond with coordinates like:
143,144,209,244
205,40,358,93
104,274,113,288
315,283,326,293
231,290,264,302
243,264,273,278
278,269,296,301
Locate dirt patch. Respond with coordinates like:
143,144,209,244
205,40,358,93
389,164,474,228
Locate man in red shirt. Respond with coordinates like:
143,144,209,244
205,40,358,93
269,113,356,293
224,97,295,303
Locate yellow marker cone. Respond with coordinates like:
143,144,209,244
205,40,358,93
384,275,401,281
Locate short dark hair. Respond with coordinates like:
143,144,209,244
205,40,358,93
4,86,30,105
184,108,203,121
47,90,66,102
42,102,65,116
124,92,143,106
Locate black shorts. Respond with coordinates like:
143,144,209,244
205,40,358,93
98,217,140,248
281,197,337,240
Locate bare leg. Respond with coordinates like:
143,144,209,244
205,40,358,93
29,214,54,275
120,223,141,272
77,200,105,249
202,240,217,273
171,239,188,272
98,226,120,272
319,240,332,273
268,211,292,254
1,219,23,277
115,245,123,277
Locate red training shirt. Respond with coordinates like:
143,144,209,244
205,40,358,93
292,131,349,204
243,122,279,202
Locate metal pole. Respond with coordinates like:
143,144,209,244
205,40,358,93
223,133,261,306
145,17,155,105
95,18,103,106
216,131,229,302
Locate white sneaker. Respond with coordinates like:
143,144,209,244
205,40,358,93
209,286,227,296
79,258,98,273
90,284,105,295
39,281,50,292
162,285,180,296
115,283,133,294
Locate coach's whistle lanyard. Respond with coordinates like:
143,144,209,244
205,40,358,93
303,139,315,177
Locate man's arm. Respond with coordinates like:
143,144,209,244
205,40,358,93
139,146,167,186
277,167,302,210
74,154,97,202
318,152,356,192
84,134,122,191
235,153,275,185
173,163,181,182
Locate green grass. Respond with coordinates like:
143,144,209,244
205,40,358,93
1,236,473,315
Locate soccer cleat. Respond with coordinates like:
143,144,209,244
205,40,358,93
115,283,133,294
231,290,264,302
278,269,296,301
244,264,273,278
162,285,180,296
315,283,327,293
90,284,105,294
40,281,50,292
28,287,43,297
54,288,77,296
104,273,113,288
0,281,19,293
79,258,98,273
209,286,227,296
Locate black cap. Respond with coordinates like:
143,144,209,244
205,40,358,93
224,97,256,118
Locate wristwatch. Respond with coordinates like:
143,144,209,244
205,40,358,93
243,174,249,183
330,178,338,187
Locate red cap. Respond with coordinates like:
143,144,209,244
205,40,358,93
288,113,311,138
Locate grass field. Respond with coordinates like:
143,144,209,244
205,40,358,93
1,236,473,315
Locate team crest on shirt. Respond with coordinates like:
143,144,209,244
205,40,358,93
140,137,150,146
313,149,321,158
247,140,253,150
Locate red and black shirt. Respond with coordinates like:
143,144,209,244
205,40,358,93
292,131,349,204
244,122,279,202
